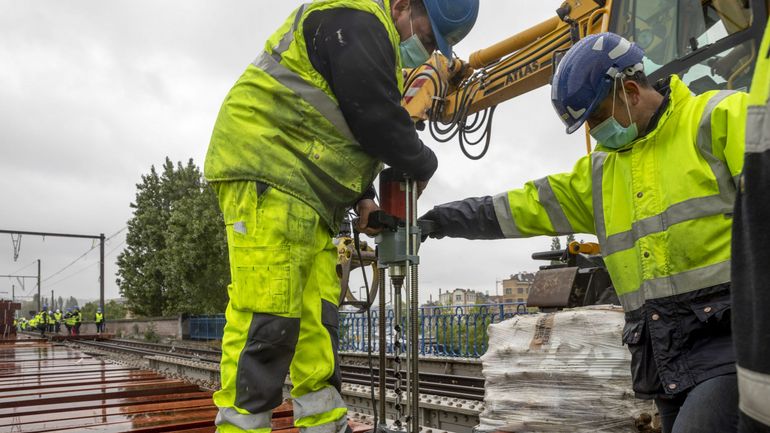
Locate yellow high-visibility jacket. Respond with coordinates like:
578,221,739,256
205,0,403,229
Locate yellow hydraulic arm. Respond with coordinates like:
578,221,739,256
402,0,766,159
401,0,613,158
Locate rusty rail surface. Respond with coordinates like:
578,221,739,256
1,338,371,433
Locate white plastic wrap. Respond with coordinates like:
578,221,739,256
478,305,656,433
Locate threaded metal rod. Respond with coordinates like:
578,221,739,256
409,263,420,433
378,269,387,424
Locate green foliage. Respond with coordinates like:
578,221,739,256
79,300,126,321
566,234,576,245
164,182,230,315
105,300,127,320
434,306,493,356
116,158,229,317
64,296,79,310
550,236,561,251
143,322,160,343
81,302,97,322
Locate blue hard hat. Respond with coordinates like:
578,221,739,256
551,32,644,134
423,0,479,58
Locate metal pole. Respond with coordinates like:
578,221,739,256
51,290,54,310
100,233,105,311
37,259,41,311
11,285,14,303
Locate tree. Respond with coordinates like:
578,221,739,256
550,236,561,251
81,302,97,323
64,296,79,310
434,304,493,357
81,299,127,322
164,185,229,314
566,234,576,246
105,299,127,320
116,158,229,317
57,296,63,311
20,293,40,317
116,164,166,317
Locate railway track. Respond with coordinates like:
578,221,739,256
74,338,485,401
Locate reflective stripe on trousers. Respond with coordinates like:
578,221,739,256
591,91,737,311
216,407,272,433
737,365,770,427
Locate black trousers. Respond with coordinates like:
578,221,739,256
655,374,738,433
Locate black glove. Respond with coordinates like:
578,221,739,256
417,209,445,241
418,196,505,241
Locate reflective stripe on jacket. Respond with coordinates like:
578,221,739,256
733,21,770,428
205,0,401,230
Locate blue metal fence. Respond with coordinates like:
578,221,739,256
188,303,526,357
188,314,226,340
340,303,526,358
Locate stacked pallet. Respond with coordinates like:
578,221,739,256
478,305,655,433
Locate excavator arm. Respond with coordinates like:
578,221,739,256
402,0,767,159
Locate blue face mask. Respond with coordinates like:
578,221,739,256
590,116,639,149
589,78,639,149
399,12,430,68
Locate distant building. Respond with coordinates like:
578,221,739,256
438,288,482,306
498,272,535,312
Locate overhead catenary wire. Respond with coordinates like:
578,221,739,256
6,260,37,277
45,239,126,290
41,226,126,283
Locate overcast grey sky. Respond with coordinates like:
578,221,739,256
0,1,592,307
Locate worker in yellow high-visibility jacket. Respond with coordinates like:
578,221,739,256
54,309,62,333
421,33,747,433
95,308,105,334
732,20,770,433
64,309,77,336
204,1,479,432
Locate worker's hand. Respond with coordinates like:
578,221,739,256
355,199,383,237
417,207,445,241
416,180,429,197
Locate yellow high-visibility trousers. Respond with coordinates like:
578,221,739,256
213,181,346,433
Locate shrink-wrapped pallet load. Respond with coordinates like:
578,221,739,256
478,305,656,433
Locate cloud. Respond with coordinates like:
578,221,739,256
0,0,595,305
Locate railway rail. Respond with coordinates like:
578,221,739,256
73,338,485,401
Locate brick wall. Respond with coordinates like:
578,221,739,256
78,317,181,339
